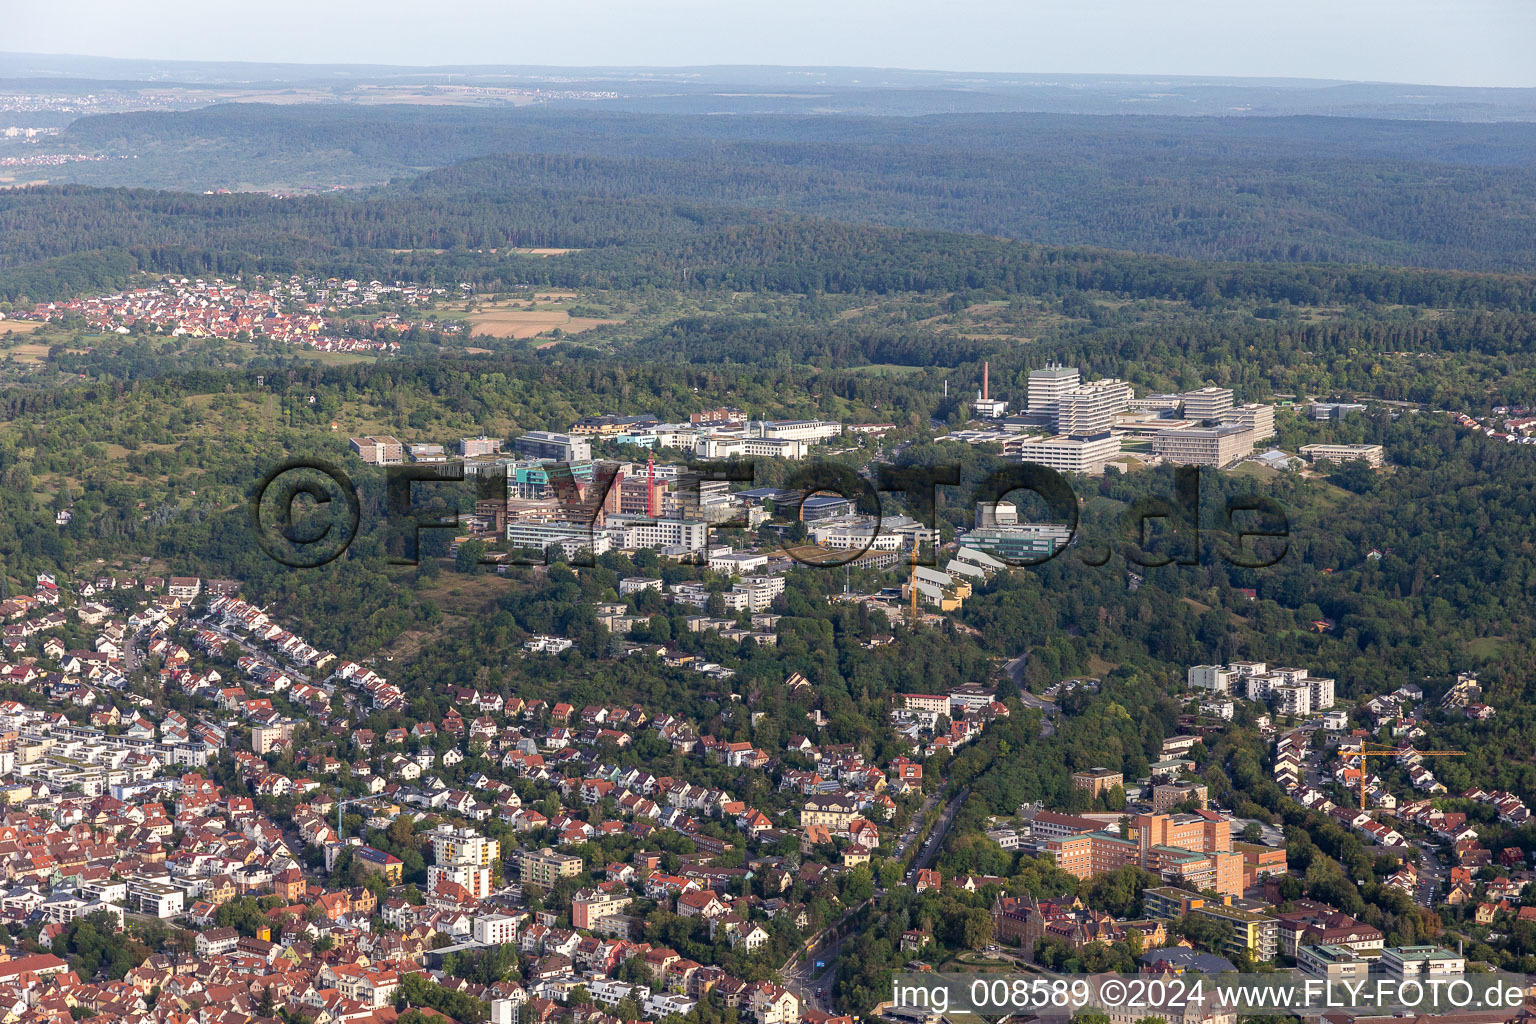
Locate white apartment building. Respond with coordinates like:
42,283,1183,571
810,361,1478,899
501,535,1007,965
127,879,185,918
1012,433,1123,475
1189,664,1237,694
1272,682,1313,716
474,913,521,946
428,863,493,899
1242,667,1335,713
430,825,500,867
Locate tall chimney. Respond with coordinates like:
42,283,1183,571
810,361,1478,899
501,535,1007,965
983,361,990,401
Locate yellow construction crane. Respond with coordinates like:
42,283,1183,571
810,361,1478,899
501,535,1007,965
1347,740,1464,810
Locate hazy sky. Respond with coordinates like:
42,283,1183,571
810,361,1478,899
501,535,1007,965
11,0,1536,88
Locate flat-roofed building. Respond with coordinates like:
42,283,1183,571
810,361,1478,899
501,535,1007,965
521,847,583,889
1028,365,1082,427
1189,665,1237,694
1181,387,1235,421
1190,901,1278,962
1013,433,1122,476
1300,443,1383,468
350,435,404,465
1154,424,1254,467
407,443,448,463
1153,781,1209,813
1072,768,1124,798
515,431,592,463
1027,810,1105,842
1296,943,1371,981
1218,403,1276,442
961,524,1072,563
1378,945,1464,978
1058,379,1132,438
460,436,504,457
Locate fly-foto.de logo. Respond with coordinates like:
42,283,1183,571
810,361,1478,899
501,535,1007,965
249,458,1288,571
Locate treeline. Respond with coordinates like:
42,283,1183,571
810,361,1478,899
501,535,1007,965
49,103,1536,271
5,183,1536,313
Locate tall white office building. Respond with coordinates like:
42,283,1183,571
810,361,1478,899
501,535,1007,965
1057,379,1133,438
1028,365,1082,428
1181,387,1235,421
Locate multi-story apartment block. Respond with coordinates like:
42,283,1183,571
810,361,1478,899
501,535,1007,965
1189,665,1238,694
431,825,500,868
428,862,493,899
1152,781,1209,813
521,847,583,889
572,885,634,930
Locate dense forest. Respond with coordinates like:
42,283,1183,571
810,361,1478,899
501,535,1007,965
4,103,1534,270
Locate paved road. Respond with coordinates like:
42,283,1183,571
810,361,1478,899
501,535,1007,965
1005,651,1057,736
908,786,970,879
781,789,967,1013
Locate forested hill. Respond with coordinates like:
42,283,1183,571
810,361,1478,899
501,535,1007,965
4,182,1536,314
25,103,1536,271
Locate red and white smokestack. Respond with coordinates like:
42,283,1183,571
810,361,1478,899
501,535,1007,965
983,361,990,401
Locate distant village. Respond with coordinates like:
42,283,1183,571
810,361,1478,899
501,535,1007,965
11,276,461,353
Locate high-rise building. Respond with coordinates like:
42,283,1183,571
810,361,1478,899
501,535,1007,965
428,862,493,899
1028,365,1082,427
1057,379,1132,438
1219,403,1276,442
1181,387,1235,421
430,825,500,868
